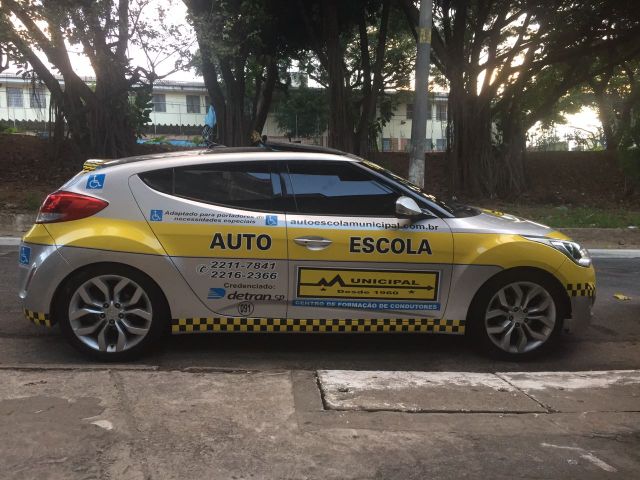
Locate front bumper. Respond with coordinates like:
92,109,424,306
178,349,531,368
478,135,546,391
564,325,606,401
564,294,594,333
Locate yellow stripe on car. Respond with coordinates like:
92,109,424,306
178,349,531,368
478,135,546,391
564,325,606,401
40,217,166,255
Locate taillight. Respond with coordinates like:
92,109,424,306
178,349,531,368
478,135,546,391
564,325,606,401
36,191,108,223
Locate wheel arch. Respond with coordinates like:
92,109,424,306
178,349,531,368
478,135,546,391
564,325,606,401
464,266,571,329
49,261,173,326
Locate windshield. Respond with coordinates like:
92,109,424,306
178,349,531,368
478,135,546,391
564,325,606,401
359,159,479,218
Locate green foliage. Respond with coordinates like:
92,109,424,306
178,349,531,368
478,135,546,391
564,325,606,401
528,127,566,151
145,136,170,145
127,90,153,139
566,128,605,152
24,192,41,211
0,123,19,134
619,148,640,190
275,87,328,139
493,204,640,228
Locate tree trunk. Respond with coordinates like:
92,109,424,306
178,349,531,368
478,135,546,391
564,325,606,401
497,116,527,196
323,0,353,152
250,55,278,135
355,0,390,157
592,85,619,150
447,85,495,197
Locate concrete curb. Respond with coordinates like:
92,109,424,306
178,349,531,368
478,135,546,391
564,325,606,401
0,237,21,246
317,369,640,414
590,249,640,258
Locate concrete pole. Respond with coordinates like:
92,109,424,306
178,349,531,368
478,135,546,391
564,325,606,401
408,0,433,188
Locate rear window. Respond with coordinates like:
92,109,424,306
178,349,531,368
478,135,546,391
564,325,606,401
139,168,173,194
139,162,280,211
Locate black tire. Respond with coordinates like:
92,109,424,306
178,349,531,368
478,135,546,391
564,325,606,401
467,269,567,359
54,264,169,361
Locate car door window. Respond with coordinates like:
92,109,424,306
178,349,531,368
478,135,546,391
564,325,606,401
285,161,400,216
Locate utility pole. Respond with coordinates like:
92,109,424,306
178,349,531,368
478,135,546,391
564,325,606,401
408,0,433,188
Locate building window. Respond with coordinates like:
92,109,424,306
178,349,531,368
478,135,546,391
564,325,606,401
406,103,413,120
30,88,46,109
6,87,23,108
186,95,201,114
407,102,435,120
152,94,166,112
435,101,447,121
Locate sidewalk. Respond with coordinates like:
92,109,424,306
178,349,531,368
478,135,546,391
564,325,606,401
1,366,639,479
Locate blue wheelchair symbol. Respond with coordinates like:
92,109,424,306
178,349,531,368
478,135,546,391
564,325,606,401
150,209,163,222
86,173,105,190
265,215,278,226
19,246,31,266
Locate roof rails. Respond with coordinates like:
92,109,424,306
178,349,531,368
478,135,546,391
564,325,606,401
261,141,348,156
206,140,363,160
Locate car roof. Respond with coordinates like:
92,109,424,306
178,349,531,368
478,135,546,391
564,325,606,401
92,142,362,171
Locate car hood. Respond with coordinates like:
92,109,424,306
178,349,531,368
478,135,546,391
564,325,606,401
444,209,565,238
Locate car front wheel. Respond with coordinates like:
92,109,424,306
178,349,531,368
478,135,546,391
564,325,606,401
469,270,566,358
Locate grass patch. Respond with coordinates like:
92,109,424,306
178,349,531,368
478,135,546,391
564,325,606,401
24,192,43,211
480,204,640,228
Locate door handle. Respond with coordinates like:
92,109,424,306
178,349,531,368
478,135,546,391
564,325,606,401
294,236,333,251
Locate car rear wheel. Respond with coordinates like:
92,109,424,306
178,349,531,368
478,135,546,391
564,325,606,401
468,270,566,358
56,265,168,361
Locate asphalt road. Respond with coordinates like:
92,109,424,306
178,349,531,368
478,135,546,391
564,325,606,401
1,245,639,372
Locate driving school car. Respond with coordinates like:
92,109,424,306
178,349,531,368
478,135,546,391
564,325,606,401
18,144,595,360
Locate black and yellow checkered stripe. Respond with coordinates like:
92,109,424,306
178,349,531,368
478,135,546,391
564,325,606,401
24,309,52,327
82,159,105,172
171,317,465,334
566,282,596,297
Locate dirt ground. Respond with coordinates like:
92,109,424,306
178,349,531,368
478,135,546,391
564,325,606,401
0,134,187,212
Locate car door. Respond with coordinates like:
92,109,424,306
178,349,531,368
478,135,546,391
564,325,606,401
283,160,455,328
129,160,287,320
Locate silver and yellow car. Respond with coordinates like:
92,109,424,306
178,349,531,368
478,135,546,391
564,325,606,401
18,144,595,360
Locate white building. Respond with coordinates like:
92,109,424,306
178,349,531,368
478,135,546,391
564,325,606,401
1,73,447,151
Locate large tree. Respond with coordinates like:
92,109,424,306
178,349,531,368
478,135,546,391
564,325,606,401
184,0,285,146
1,0,190,158
274,86,328,140
291,0,415,156
186,0,414,153
586,59,640,150
400,0,640,196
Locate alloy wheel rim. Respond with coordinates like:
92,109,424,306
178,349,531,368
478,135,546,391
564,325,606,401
484,281,556,354
68,275,153,353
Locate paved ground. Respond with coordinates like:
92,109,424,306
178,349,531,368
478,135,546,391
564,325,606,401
1,245,639,479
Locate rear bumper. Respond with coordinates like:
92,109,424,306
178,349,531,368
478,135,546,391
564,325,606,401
18,241,70,327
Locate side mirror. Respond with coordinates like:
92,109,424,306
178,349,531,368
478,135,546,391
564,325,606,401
395,196,422,218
